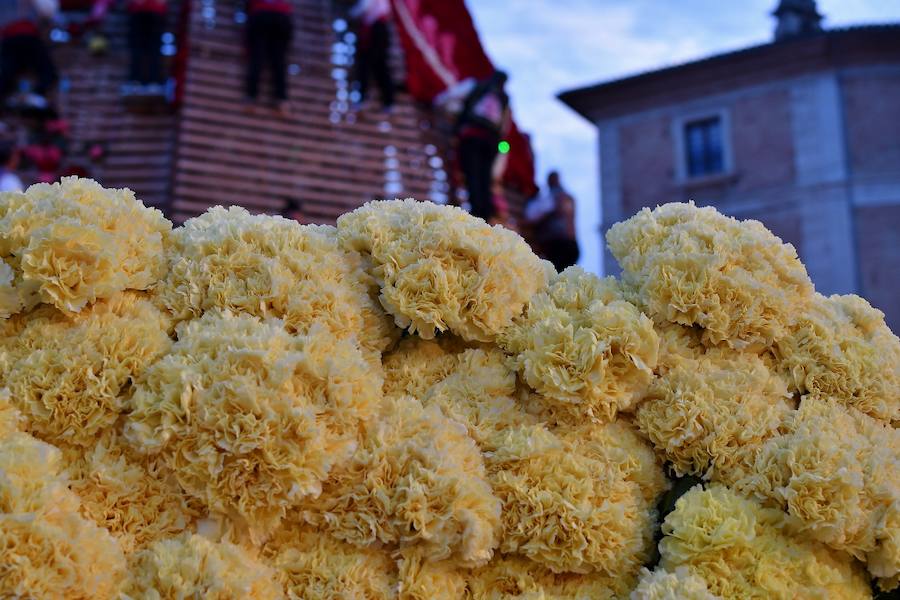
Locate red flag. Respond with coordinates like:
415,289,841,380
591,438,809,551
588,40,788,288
390,0,538,198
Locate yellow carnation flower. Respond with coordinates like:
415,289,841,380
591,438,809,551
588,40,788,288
775,293,900,424
155,206,396,356
501,267,658,422
123,533,282,599
607,202,814,350
337,199,551,342
0,292,171,446
659,484,870,598
0,177,170,316
125,310,383,537
0,431,126,599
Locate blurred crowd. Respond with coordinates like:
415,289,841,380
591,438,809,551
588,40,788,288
0,0,579,269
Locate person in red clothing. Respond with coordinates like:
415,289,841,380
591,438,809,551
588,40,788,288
436,69,510,222
244,0,293,113
0,0,59,109
349,0,393,112
125,0,167,93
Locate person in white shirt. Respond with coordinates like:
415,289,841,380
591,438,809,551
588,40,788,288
525,170,579,270
0,138,24,192
349,0,394,111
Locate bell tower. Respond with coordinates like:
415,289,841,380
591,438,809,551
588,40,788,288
772,0,823,40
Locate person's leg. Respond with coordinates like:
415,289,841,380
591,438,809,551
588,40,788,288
267,13,292,101
145,13,165,84
557,240,580,270
474,138,498,221
0,37,22,97
29,37,57,96
458,137,480,215
461,137,496,221
128,13,142,82
371,20,393,108
244,13,265,100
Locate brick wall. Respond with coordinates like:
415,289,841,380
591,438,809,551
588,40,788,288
843,70,900,178
856,205,900,331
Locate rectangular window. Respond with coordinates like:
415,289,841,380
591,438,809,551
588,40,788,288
684,117,724,178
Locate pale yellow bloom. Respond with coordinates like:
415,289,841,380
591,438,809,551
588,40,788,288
501,267,659,422
337,199,551,342
775,293,900,424
607,202,814,350
0,292,171,446
0,177,170,317
123,533,282,599
0,430,126,599
630,567,720,600
125,310,383,538
659,484,870,598
155,206,396,356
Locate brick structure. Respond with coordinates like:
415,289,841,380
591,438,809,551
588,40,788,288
18,0,477,224
559,8,900,330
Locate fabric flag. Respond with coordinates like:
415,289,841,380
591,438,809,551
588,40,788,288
390,0,538,198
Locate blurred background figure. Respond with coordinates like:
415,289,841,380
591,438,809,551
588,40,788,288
525,170,579,271
0,126,23,191
490,179,517,232
282,196,309,224
124,0,167,95
244,0,294,114
349,0,393,113
0,0,59,111
436,69,509,222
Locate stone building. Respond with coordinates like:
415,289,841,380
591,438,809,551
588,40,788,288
559,0,900,329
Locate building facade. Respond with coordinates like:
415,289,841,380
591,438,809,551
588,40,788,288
559,8,900,330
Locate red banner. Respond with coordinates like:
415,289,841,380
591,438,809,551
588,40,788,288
390,0,538,198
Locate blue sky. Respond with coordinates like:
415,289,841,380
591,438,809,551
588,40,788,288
467,0,900,273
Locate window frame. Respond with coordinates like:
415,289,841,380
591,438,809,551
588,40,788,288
672,109,734,183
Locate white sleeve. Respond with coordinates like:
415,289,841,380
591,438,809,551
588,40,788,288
434,78,475,107
524,193,554,222
349,0,367,19
0,173,24,193
31,0,60,18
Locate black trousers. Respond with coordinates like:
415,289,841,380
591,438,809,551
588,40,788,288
544,239,580,272
0,34,57,97
355,20,393,108
245,11,293,101
128,12,165,84
458,135,498,221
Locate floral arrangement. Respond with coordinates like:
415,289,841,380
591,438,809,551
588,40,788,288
1,178,897,598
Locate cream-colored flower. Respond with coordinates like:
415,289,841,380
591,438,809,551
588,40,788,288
607,202,814,350
337,199,551,342
125,310,383,537
0,177,170,316
155,206,396,356
123,533,282,599
501,267,658,422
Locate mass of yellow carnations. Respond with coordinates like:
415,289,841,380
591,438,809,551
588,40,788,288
1,177,898,599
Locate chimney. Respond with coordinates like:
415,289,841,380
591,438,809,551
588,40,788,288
772,0,823,41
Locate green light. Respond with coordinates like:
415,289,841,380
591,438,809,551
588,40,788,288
498,140,511,154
